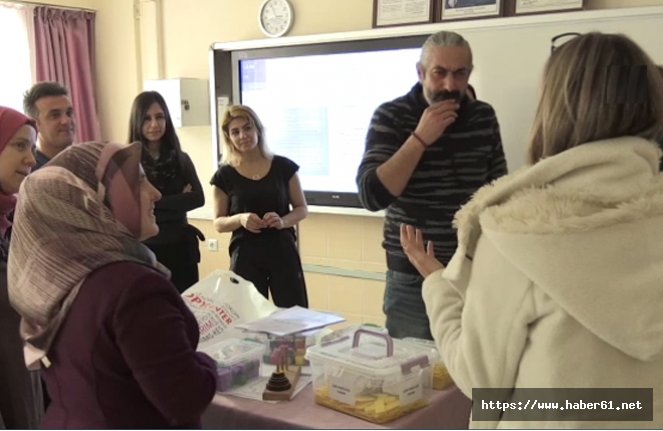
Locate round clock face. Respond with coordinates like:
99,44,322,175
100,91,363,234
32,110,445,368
259,0,293,38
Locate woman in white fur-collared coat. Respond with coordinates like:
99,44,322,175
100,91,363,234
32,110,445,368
401,32,663,429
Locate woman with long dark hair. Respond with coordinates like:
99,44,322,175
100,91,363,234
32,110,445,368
128,91,205,293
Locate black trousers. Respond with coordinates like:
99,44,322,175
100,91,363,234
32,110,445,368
230,235,308,308
146,227,201,294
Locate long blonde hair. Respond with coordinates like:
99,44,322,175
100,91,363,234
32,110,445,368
220,105,270,166
528,32,663,164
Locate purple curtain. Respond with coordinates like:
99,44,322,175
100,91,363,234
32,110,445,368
34,6,100,142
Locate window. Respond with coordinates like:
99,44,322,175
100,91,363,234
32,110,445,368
0,2,34,112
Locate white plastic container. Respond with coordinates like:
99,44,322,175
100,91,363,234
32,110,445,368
402,337,454,390
199,338,264,391
306,328,433,423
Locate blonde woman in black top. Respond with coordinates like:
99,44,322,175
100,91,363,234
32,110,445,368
211,105,308,307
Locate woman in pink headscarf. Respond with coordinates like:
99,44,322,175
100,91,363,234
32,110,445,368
8,140,217,428
0,106,42,429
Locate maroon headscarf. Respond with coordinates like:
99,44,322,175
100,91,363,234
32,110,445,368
0,106,36,237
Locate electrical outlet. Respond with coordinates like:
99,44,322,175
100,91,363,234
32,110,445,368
207,239,218,252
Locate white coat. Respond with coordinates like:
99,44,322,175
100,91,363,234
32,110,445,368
423,137,663,428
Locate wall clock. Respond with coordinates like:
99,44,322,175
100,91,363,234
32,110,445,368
259,0,294,38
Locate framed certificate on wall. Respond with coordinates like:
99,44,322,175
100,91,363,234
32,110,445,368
373,0,435,27
439,0,502,21
515,0,584,15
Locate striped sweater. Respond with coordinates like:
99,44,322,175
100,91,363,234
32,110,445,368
356,83,507,274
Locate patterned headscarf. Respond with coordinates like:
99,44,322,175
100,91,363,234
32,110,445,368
8,141,167,369
0,106,36,238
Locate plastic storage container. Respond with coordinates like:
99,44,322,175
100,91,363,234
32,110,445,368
264,333,311,366
237,328,329,367
306,328,434,423
262,328,326,366
199,338,264,391
402,337,454,390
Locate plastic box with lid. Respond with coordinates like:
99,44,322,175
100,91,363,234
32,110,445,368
306,328,434,423
238,327,331,367
402,337,454,390
263,332,312,366
261,328,327,367
199,338,264,391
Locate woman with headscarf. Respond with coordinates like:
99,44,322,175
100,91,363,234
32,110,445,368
8,141,217,428
0,106,42,429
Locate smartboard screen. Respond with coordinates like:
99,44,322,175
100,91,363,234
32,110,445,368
231,36,426,207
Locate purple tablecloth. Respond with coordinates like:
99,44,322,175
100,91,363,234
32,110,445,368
202,384,471,429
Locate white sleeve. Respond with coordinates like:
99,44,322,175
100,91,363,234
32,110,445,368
422,235,536,398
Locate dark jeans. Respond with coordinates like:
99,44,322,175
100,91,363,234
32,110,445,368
383,269,433,340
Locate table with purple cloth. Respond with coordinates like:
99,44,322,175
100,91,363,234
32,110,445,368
202,384,471,429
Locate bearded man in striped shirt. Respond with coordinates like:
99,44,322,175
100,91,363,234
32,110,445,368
356,31,507,340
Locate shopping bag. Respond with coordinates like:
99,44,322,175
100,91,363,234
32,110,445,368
182,269,278,348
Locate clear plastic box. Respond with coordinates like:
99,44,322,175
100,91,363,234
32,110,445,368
199,338,264,392
402,337,454,390
264,333,312,366
248,328,327,367
306,328,434,423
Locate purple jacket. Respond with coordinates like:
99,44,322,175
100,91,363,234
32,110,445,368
41,261,217,429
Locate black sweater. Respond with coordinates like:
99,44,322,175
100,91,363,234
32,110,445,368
356,83,507,274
